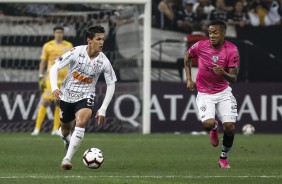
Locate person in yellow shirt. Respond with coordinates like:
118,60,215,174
31,25,73,136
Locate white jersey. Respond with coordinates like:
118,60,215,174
55,45,117,103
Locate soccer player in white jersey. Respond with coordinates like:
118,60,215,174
49,25,117,170
184,20,240,168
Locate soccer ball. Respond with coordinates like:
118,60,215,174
82,148,104,169
242,124,255,135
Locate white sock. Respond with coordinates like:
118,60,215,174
64,127,85,161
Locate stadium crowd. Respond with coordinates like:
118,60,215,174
2,1,282,36
153,0,282,34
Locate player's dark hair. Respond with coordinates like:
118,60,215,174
86,25,105,40
209,20,227,31
53,25,64,32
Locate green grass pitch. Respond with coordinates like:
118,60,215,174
0,133,281,184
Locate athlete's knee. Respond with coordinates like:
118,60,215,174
223,122,235,135
202,119,216,131
75,109,92,128
75,117,90,128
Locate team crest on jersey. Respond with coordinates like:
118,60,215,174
212,56,218,62
79,54,85,58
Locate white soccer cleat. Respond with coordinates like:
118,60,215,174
31,130,39,136
51,130,60,136
61,158,72,170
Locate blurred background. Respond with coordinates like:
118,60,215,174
0,0,282,134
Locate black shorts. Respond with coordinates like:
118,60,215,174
60,98,94,123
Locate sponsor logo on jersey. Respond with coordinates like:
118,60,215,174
66,90,84,100
73,71,93,84
96,60,103,64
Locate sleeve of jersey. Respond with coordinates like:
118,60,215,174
188,41,199,58
49,62,60,92
228,48,240,67
103,61,117,85
50,50,74,91
98,83,115,116
55,50,74,69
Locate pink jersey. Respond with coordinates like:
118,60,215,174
188,40,239,94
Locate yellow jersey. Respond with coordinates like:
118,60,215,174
41,40,73,99
41,40,73,83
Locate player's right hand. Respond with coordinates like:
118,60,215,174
187,80,195,91
52,89,62,100
38,77,46,92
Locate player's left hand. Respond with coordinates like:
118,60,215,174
187,79,196,91
212,65,225,75
38,77,46,92
95,112,105,125
52,89,62,100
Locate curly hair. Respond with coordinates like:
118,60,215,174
209,20,227,31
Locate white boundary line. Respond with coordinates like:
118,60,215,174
0,175,281,179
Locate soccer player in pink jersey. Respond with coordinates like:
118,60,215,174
50,26,117,170
184,20,239,168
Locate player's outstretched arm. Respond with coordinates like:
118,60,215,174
96,82,115,125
